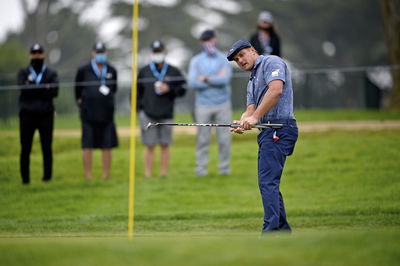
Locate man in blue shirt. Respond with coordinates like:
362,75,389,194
227,40,298,234
188,30,233,177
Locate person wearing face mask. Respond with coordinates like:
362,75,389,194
17,43,59,184
188,29,233,177
75,42,118,181
137,40,186,178
249,10,281,57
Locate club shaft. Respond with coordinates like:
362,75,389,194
148,123,283,129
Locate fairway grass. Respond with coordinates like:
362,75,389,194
0,128,399,265
1,229,399,266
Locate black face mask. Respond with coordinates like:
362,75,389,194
258,26,272,33
30,58,44,73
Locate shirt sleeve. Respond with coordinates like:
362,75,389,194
207,58,232,86
168,67,186,97
74,67,84,101
187,57,208,90
110,67,118,93
136,68,144,111
44,70,59,98
264,57,286,86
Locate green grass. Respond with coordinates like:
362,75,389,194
1,230,399,266
0,128,399,265
1,109,400,129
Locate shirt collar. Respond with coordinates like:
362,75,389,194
250,55,264,79
202,50,219,58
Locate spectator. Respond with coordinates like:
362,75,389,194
137,40,186,178
75,42,118,181
249,10,281,57
188,29,232,177
17,43,59,184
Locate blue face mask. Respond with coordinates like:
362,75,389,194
95,53,107,64
202,42,216,55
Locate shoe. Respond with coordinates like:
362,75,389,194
195,172,206,177
260,229,291,238
219,168,231,175
195,169,207,177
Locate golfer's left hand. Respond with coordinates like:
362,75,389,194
230,120,245,134
241,116,258,130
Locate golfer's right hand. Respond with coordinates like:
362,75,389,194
230,120,245,134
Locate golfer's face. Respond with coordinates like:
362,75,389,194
233,48,256,71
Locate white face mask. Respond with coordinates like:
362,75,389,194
151,53,165,64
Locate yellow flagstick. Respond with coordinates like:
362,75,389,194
128,0,139,238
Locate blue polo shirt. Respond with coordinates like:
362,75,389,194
246,55,295,122
188,51,232,106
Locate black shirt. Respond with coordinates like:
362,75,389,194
75,61,117,123
17,66,59,113
249,33,281,57
137,62,186,119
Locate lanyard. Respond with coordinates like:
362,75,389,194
28,65,46,84
91,59,108,84
149,62,168,81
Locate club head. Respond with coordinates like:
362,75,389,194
146,122,155,130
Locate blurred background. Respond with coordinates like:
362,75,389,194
0,0,398,123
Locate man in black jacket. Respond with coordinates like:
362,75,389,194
17,43,59,184
75,42,118,181
137,40,186,178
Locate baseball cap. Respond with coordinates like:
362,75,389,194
30,43,44,54
150,40,165,52
199,29,215,41
93,42,107,53
258,11,273,23
226,40,252,61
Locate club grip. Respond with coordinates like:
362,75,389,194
230,123,283,129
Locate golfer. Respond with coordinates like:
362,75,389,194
227,40,298,234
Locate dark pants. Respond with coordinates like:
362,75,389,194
19,112,54,184
257,119,298,233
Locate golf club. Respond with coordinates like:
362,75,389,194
146,122,283,130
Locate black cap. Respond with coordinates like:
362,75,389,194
226,40,252,61
199,29,215,41
30,43,44,54
93,42,107,53
150,40,165,52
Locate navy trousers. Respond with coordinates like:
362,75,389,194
257,119,298,233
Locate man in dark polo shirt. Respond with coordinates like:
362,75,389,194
17,43,59,184
228,40,298,234
75,42,118,181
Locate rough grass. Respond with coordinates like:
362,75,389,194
0,128,399,265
